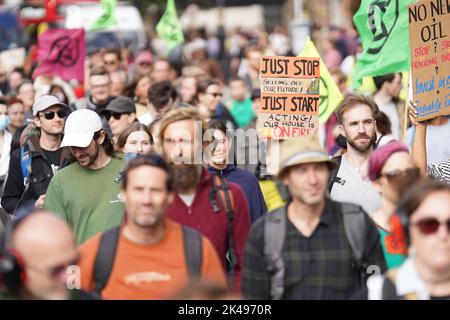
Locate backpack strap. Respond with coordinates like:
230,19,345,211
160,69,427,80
381,271,401,300
182,226,203,281
20,144,32,188
210,174,237,273
263,206,287,300
383,269,418,300
327,155,343,193
13,145,33,214
341,202,368,285
93,226,121,296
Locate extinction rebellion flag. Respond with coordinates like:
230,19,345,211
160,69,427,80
352,0,415,89
156,0,185,54
33,28,86,83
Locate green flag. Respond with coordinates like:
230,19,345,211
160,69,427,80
156,0,184,54
352,0,415,89
90,0,117,31
300,38,343,124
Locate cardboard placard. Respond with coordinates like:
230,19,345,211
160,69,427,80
257,56,320,139
408,0,450,121
0,48,26,74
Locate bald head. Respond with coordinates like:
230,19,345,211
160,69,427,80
8,211,78,300
11,212,75,254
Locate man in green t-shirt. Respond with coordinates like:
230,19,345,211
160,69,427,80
228,77,255,128
44,109,125,244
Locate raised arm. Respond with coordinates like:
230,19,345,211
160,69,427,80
409,101,428,177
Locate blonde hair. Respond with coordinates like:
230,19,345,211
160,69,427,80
158,107,206,146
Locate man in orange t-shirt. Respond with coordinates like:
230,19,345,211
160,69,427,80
77,154,227,299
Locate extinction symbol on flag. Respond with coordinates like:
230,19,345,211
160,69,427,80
367,0,400,54
33,28,85,83
47,36,80,67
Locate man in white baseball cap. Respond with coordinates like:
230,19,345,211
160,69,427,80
2,95,70,215
44,109,125,244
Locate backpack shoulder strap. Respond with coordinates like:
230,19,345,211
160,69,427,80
327,155,342,193
210,173,237,272
341,202,368,284
20,144,32,183
182,226,203,281
381,271,401,300
212,174,235,212
93,226,121,296
341,202,366,262
263,206,287,300
384,269,418,300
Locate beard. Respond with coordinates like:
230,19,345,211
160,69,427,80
75,142,100,167
346,131,376,153
171,163,199,193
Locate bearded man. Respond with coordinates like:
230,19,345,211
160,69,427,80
157,107,251,291
44,109,125,244
329,95,382,215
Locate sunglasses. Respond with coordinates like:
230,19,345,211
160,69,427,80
27,257,79,278
412,217,450,235
41,109,69,120
105,112,128,121
49,257,80,278
138,62,151,66
379,167,420,182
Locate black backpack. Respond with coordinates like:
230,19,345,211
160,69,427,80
263,201,369,300
92,225,203,296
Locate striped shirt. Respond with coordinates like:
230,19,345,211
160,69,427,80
428,159,450,184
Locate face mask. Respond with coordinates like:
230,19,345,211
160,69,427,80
124,152,140,164
0,115,10,131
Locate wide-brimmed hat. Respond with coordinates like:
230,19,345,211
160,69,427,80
277,136,337,178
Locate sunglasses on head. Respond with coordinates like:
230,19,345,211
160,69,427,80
41,109,69,120
105,112,127,121
379,167,420,182
412,217,450,235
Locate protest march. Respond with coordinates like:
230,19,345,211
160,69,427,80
0,0,449,303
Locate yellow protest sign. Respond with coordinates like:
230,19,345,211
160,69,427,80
300,38,343,124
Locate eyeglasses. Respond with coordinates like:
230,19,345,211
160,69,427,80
105,112,128,121
27,256,80,278
40,109,69,120
379,167,420,182
412,217,450,235
206,92,223,98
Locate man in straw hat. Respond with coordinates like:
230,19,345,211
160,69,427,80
242,136,386,300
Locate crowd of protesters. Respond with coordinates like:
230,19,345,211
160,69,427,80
0,16,449,301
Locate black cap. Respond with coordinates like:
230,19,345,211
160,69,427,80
102,96,136,115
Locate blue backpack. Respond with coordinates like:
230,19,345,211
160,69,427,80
20,143,32,188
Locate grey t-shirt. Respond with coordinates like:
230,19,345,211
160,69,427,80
330,154,381,215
